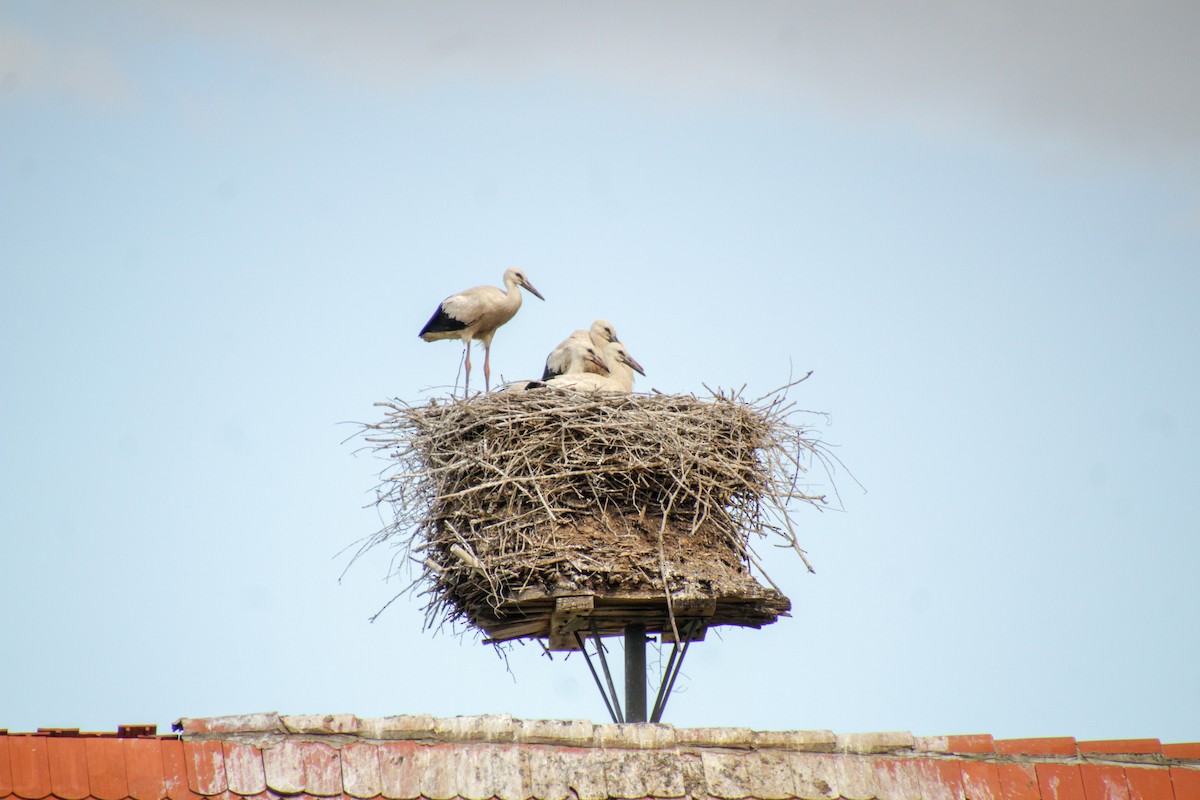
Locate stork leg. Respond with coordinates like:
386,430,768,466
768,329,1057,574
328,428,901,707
483,342,492,392
463,340,472,395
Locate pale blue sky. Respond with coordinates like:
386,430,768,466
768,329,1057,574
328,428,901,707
2,2,1198,741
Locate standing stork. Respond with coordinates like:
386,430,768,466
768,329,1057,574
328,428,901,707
419,268,545,393
542,320,620,380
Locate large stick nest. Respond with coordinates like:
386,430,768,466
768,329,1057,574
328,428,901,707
352,381,836,641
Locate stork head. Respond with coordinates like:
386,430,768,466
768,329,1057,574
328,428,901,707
584,346,611,374
504,268,545,301
610,343,646,376
590,320,619,344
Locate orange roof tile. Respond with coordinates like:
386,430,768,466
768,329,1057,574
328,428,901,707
0,716,1197,800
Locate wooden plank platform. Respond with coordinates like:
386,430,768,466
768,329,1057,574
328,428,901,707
473,583,791,649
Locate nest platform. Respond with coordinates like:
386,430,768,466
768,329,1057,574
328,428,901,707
356,386,825,645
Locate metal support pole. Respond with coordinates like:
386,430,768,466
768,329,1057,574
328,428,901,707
624,622,647,723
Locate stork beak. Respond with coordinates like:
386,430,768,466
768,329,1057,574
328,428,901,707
521,279,545,301
622,352,646,376
589,353,611,374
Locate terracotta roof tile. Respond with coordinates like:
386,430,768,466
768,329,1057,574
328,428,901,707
961,761,1004,800
10,737,52,800
1124,768,1174,800
281,717,360,737
338,743,379,800
0,738,13,798
1169,767,1200,799
157,741,197,800
46,739,89,800
219,745,263,797
1079,740,1163,756
919,759,966,800
946,734,996,754
998,763,1042,800
297,742,341,798
122,740,165,800
998,737,1079,756
374,742,417,800
1080,765,1130,800
1036,763,1087,800
84,740,128,800
874,759,925,800
173,719,279,737
4,717,1200,800
1163,743,1200,760
182,742,224,797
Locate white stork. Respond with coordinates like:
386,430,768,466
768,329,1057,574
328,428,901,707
545,341,645,393
503,341,608,392
542,320,619,380
419,267,545,393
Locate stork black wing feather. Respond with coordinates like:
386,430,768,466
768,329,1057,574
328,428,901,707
419,304,469,337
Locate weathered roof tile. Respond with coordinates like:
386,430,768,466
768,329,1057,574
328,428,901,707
593,724,675,750
960,761,1003,800
219,744,263,797
701,749,758,799
1079,764,1130,800
182,743,223,797
338,743,380,800
753,731,837,753
356,717,435,743
261,741,303,796
412,744,461,800
741,752,796,800
374,742,418,800
1123,767,1173,800
157,742,196,800
603,750,684,799
520,747,583,800
915,759,964,800
675,727,755,750
1034,763,1086,800
174,719,281,737
297,743,340,798
809,753,879,800
997,763,1041,800
432,715,515,744
514,719,593,747
836,732,914,755
280,717,360,737
5,717,1200,800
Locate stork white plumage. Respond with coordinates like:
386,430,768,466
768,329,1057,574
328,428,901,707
542,320,619,380
503,340,608,392
545,341,645,393
419,268,545,393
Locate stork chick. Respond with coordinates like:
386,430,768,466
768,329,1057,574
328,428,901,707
542,320,619,380
546,342,645,393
